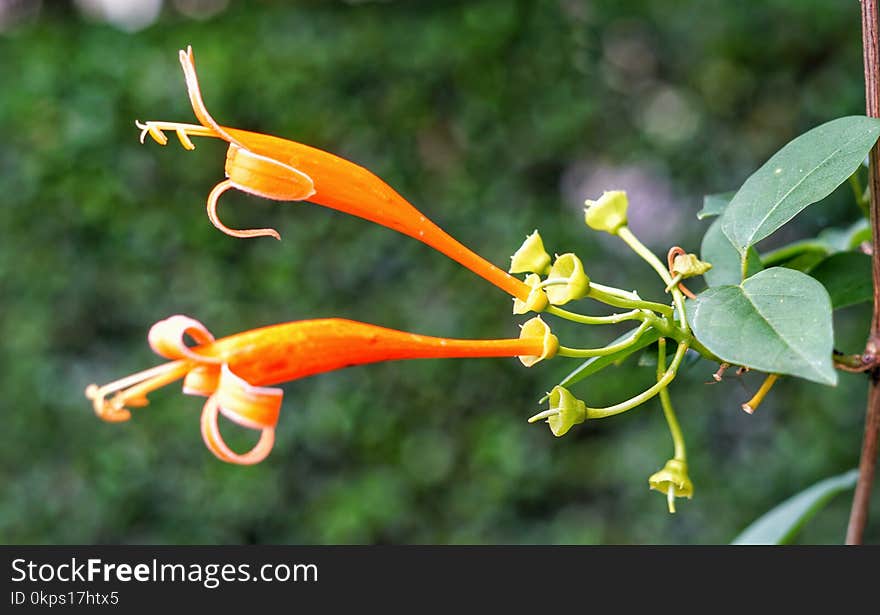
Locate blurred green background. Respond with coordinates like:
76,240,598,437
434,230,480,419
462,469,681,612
1,0,878,544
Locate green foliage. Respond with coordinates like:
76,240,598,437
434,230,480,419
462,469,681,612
696,191,734,220
557,328,661,389
701,218,763,286
808,252,873,309
1,0,876,545
720,116,880,259
689,268,836,385
732,469,858,545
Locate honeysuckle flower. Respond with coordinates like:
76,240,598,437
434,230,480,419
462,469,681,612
136,46,531,303
512,273,550,315
86,315,556,465
527,385,586,436
509,230,552,275
543,253,590,305
648,458,694,514
584,190,628,235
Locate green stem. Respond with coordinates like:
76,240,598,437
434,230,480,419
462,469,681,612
616,226,689,332
617,226,674,285
657,338,686,461
588,285,674,318
664,273,683,293
586,342,688,419
558,321,651,358
545,305,647,325
589,281,640,300
849,171,871,218
672,289,689,334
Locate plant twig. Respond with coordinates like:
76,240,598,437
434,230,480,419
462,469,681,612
848,0,880,545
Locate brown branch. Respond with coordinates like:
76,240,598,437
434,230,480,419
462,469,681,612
847,0,880,545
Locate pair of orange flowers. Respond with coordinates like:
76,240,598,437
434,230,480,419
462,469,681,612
88,47,555,464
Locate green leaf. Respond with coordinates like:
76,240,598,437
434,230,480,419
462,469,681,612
700,218,762,286
689,267,837,385
556,328,661,389
697,191,735,220
720,116,880,254
760,240,830,270
731,469,858,545
808,252,873,309
819,218,870,252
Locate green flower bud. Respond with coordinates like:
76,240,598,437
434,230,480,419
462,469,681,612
584,190,629,235
512,274,549,315
648,459,694,513
517,316,559,367
509,230,552,275
528,385,586,436
671,253,712,278
544,253,590,305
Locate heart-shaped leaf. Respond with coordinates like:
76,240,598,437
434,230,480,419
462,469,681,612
721,116,880,255
700,217,762,286
689,267,836,385
731,469,858,545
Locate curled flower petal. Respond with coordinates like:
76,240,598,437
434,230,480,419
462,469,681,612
206,180,282,240
215,363,283,430
178,46,243,148
226,144,315,201
182,365,220,397
200,395,276,465
148,315,221,364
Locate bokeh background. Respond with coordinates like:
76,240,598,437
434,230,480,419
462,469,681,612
1,0,878,544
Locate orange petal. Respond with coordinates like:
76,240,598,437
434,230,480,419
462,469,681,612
207,179,282,240
226,144,315,201
178,46,243,148
182,365,220,397
148,315,221,363
200,394,276,465
215,363,283,430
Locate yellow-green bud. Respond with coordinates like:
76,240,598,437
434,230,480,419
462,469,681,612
509,230,552,275
544,253,590,305
517,316,559,367
648,459,694,513
584,190,629,235
512,274,549,315
671,253,712,278
528,385,587,436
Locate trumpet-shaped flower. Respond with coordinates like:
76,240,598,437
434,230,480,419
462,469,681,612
86,315,556,465
136,47,531,303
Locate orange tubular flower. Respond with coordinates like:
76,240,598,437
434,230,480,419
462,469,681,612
85,315,557,465
136,46,531,303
